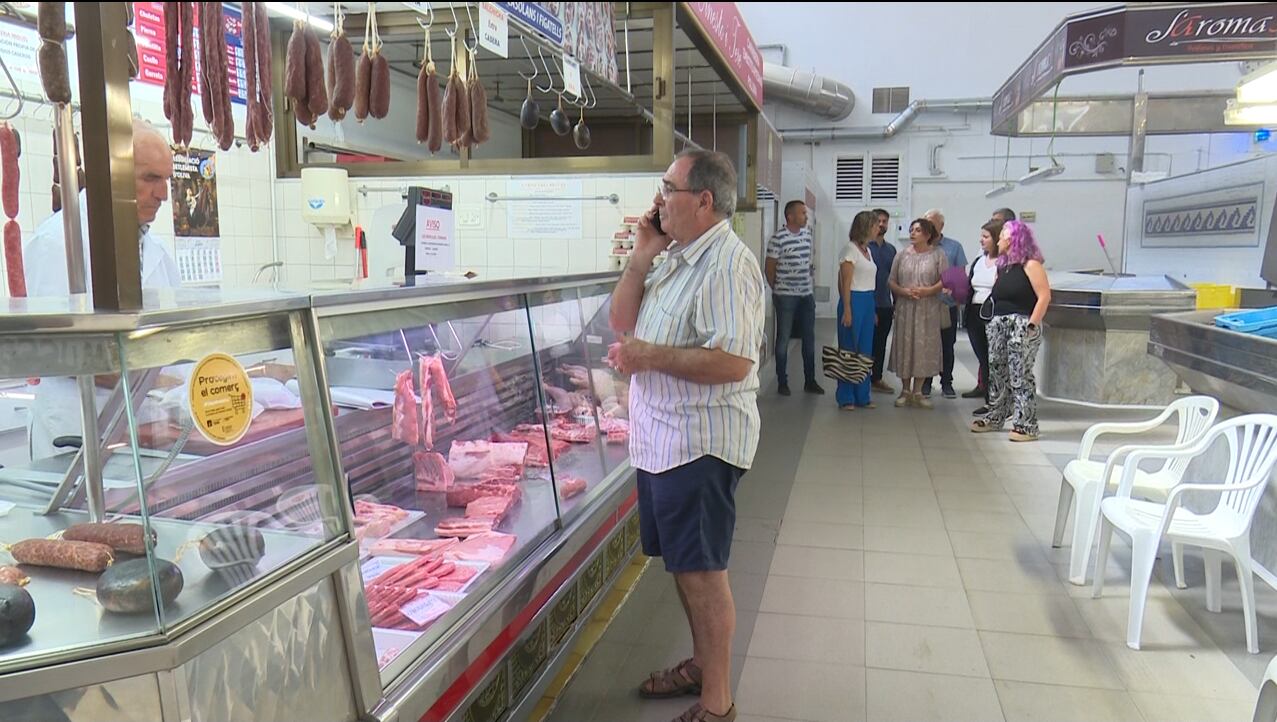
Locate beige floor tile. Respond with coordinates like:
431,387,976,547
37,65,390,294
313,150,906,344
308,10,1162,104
1072,593,1212,647
787,483,862,510
966,590,1093,638
994,463,1063,484
736,716,807,722
930,474,1007,493
768,545,864,581
980,631,1124,689
784,496,864,525
865,621,991,678
948,530,1049,563
1008,492,1063,518
994,680,1143,722
934,490,1018,513
861,486,937,506
862,525,954,556
746,613,865,666
866,669,1004,722
864,551,964,588
861,470,934,489
1129,691,1257,722
736,657,866,722
942,508,1030,534
795,454,865,485
1100,642,1258,700
859,503,945,529
958,557,1067,595
760,576,865,619
803,434,865,459
776,521,865,550
865,583,974,629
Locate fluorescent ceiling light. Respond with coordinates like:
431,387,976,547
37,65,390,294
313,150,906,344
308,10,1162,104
1225,98,1277,125
1238,60,1277,105
1019,163,1065,185
263,2,334,33
984,183,1014,198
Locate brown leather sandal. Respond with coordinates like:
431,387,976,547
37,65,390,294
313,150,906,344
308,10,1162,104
638,658,702,698
672,702,736,722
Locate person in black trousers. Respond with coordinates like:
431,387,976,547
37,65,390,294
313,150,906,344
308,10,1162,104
964,219,1003,413
868,208,897,393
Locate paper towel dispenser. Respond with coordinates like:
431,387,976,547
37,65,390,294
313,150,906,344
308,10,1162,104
300,168,352,226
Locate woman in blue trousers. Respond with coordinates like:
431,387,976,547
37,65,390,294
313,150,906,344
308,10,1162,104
837,211,880,409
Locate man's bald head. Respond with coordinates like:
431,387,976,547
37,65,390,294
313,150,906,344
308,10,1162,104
923,208,945,232
131,118,173,225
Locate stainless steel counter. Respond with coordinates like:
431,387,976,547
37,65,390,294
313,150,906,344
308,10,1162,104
1040,273,1196,405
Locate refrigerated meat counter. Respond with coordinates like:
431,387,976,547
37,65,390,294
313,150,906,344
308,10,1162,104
0,273,639,722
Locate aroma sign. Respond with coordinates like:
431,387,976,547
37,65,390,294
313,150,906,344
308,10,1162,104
1134,3,1277,56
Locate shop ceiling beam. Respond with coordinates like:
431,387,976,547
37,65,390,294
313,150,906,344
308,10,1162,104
75,2,142,312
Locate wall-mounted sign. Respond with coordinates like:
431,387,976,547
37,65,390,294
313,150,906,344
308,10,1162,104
683,2,764,109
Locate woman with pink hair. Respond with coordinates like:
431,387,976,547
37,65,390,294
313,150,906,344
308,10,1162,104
970,220,1052,441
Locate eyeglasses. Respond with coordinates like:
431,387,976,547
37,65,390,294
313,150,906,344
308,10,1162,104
658,181,702,198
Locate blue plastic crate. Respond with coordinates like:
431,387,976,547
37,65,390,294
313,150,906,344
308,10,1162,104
1215,306,1277,335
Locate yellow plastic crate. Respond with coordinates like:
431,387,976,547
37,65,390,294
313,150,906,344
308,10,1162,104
1191,283,1239,310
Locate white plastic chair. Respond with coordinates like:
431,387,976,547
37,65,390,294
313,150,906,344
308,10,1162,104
1255,653,1277,721
1054,396,1220,586
1092,413,1277,652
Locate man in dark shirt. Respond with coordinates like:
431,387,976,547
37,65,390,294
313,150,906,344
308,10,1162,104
867,208,897,393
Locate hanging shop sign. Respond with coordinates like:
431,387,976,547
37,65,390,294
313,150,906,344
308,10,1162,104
682,2,764,110
993,3,1277,133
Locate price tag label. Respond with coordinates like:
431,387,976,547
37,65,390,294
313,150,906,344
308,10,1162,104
562,55,582,98
400,593,456,627
478,3,509,58
360,557,399,582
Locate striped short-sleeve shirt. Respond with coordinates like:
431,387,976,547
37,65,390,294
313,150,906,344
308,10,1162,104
765,226,814,296
629,220,766,474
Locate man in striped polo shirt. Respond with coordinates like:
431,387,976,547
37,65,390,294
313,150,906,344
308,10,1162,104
607,149,763,722
765,200,824,396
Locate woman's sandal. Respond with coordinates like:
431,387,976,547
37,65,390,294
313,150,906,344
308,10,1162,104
970,418,999,433
638,658,702,698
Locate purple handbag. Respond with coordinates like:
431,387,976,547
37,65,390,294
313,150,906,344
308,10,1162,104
941,266,972,305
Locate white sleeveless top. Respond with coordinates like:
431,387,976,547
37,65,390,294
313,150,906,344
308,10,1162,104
839,242,877,292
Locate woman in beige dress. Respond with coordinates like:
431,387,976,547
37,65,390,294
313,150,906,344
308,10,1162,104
888,218,948,408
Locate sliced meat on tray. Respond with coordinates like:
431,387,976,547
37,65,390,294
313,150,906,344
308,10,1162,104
465,495,514,523
434,517,496,538
366,537,457,556
444,531,517,565
445,480,521,508
550,421,597,444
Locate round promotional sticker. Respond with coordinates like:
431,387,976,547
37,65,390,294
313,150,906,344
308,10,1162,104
188,353,254,445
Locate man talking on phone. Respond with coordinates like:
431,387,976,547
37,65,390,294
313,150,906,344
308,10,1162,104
607,150,764,722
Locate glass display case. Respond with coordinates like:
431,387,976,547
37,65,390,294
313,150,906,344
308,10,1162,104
0,291,349,675
311,277,635,687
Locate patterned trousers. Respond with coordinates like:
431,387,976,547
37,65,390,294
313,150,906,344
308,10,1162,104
983,314,1042,435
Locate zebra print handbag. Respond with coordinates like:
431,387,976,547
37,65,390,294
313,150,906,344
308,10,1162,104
821,345,873,384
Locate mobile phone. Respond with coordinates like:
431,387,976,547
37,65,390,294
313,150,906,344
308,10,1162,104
649,205,664,235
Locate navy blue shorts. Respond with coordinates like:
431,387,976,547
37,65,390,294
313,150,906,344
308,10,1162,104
636,456,745,573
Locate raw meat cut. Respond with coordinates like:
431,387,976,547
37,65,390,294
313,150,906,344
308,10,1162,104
479,465,522,483
413,451,454,492
449,440,527,478
444,532,517,565
367,538,457,556
392,370,421,446
433,563,479,592
445,480,521,508
465,496,513,523
598,416,629,434
550,421,596,444
434,517,495,538
418,354,456,450
354,500,409,524
492,431,567,467
558,477,587,500
606,429,629,445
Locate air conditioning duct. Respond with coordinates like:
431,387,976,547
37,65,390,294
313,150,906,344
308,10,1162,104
763,62,855,121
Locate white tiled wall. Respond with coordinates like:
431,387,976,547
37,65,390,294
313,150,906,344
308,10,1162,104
268,173,660,290
0,82,280,299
